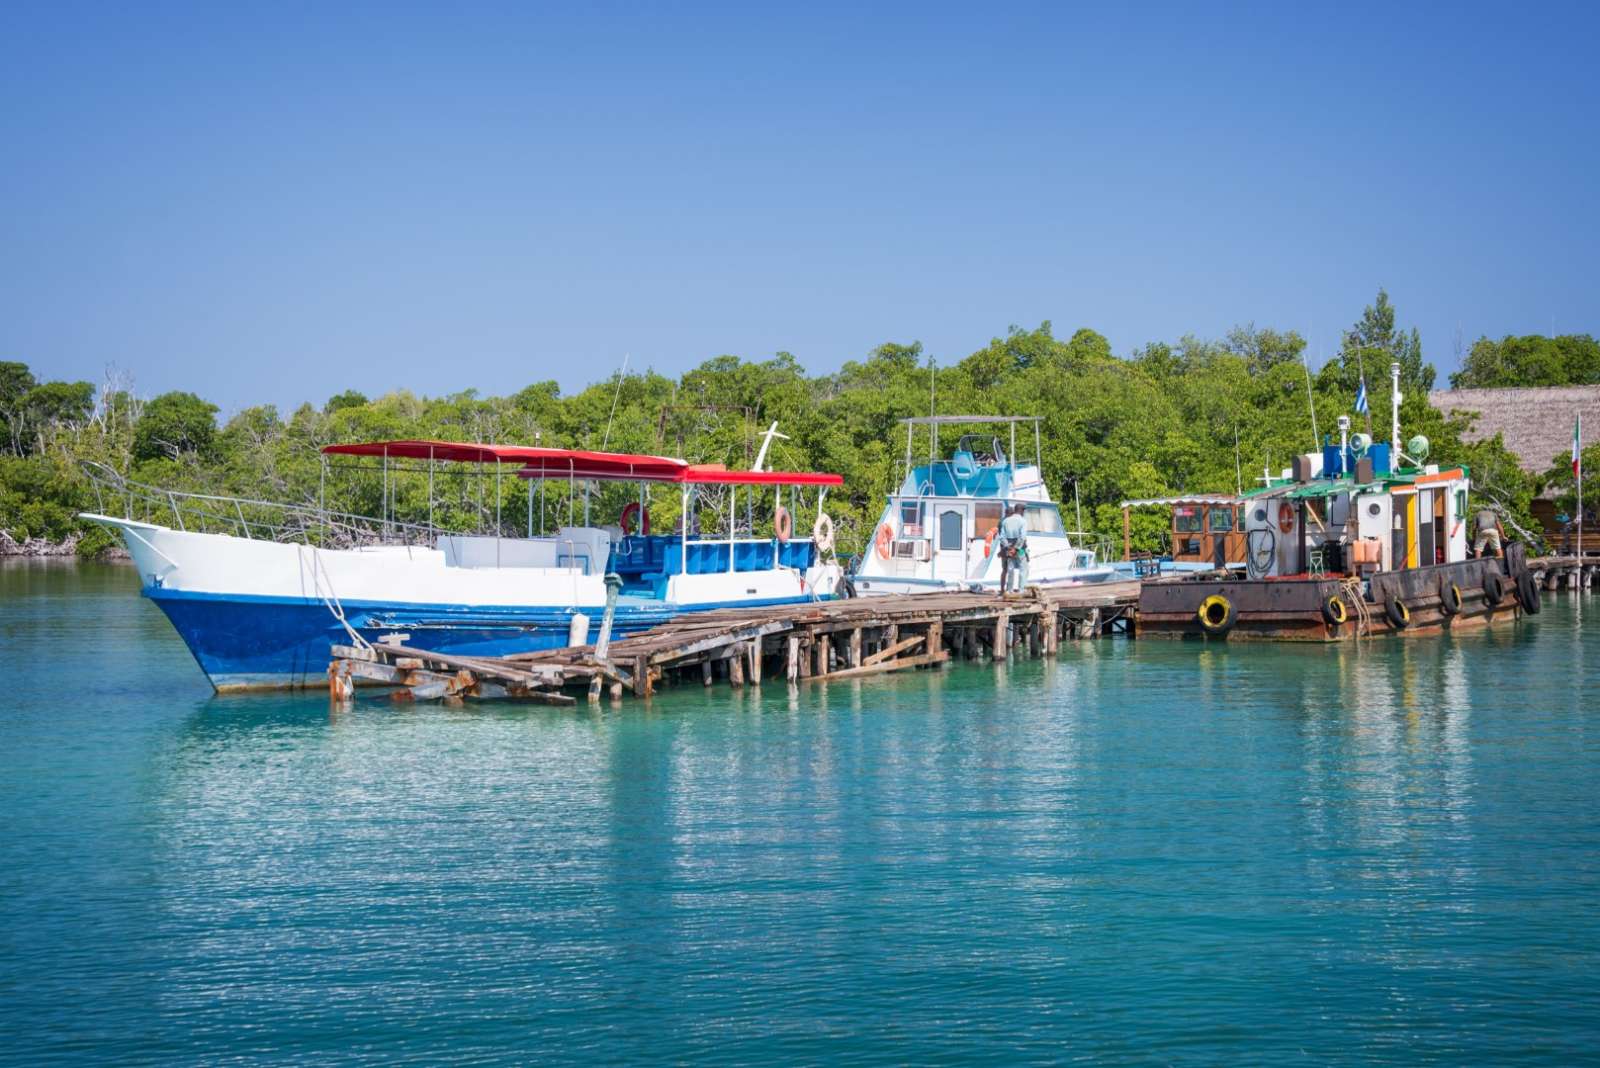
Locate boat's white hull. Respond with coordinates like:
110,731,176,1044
82,514,840,690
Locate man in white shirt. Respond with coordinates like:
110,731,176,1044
997,503,1028,593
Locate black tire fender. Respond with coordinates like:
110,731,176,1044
1321,594,1348,627
1384,597,1411,630
1439,581,1463,616
1484,571,1506,604
1516,572,1541,614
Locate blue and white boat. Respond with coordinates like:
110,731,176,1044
82,439,844,691
850,416,1117,596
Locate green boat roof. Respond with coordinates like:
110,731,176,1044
1239,464,1471,502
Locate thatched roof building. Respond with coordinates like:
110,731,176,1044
1430,385,1600,475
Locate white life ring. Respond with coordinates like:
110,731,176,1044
812,512,835,553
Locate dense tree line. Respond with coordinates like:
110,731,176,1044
1448,333,1600,390
0,291,1561,559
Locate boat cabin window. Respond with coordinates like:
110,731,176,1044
975,502,1003,539
938,509,963,550
899,501,924,537
956,434,1006,467
1207,507,1234,533
1024,503,1065,535
1174,506,1203,533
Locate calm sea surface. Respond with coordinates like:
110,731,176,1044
2,561,1598,1065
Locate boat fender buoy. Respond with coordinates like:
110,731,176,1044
1384,597,1411,630
619,502,650,537
1439,581,1463,616
812,512,835,553
1321,594,1348,627
1516,572,1541,614
874,522,894,560
1196,594,1234,636
775,506,793,544
1484,570,1506,604
1277,501,1295,534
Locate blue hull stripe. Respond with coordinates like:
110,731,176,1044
143,587,831,691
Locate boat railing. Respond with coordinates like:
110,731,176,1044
80,461,461,549
1039,530,1113,565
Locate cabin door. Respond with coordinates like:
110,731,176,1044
933,504,969,582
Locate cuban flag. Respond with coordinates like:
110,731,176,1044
1355,377,1369,415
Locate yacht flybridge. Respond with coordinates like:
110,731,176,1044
82,439,844,690
851,415,1116,596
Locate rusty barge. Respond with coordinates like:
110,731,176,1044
1137,364,1541,641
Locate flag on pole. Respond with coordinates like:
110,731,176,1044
1574,412,1583,476
1355,377,1369,415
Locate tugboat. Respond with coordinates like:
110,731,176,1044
851,415,1117,596
1137,364,1540,640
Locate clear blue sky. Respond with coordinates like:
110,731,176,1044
3,2,1596,414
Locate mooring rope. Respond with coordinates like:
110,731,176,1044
1340,576,1372,639
300,544,373,653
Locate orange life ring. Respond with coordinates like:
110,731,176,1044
874,522,894,560
984,527,997,557
620,502,650,537
775,506,793,543
1276,501,1294,535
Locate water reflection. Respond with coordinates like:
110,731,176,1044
8,559,1600,1064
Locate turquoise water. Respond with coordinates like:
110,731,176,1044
3,561,1598,1065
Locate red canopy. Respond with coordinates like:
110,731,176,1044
678,464,842,487
320,439,841,487
321,440,686,481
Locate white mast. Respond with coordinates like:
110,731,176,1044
1390,361,1402,464
752,421,789,472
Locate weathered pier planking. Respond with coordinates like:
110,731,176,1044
329,581,1140,704
1528,556,1598,592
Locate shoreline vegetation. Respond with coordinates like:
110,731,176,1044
4,289,1595,561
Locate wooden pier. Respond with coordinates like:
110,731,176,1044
328,581,1141,704
1528,555,1598,592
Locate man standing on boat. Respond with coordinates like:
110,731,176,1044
998,503,1029,594
1473,505,1504,559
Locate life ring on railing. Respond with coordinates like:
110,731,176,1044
984,527,997,558
874,522,894,560
1439,581,1463,616
812,512,835,553
1197,594,1234,636
775,506,793,543
619,503,650,537
1277,501,1295,534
